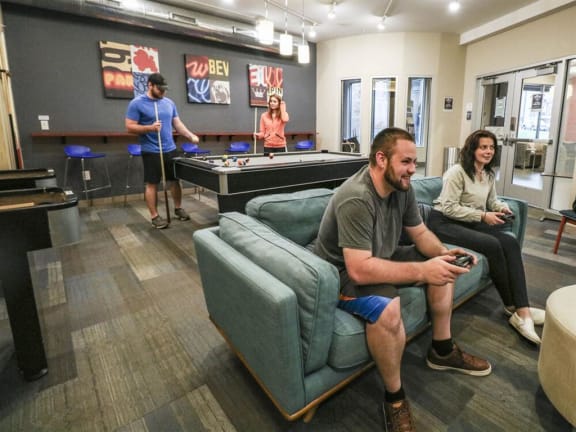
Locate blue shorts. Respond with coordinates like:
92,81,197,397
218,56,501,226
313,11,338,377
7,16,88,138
336,245,426,323
337,294,393,324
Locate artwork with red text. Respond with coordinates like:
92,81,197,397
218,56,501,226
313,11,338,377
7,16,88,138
248,64,283,107
99,41,160,98
185,55,231,104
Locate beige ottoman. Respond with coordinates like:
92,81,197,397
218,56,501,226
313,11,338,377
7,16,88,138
538,284,576,426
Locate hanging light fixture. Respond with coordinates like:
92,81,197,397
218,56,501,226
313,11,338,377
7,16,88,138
297,18,309,64
279,0,293,56
257,0,274,45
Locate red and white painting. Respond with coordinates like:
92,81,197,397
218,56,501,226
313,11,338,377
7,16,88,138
248,64,283,107
99,41,160,98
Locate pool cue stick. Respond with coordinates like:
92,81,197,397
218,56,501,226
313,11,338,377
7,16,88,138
154,101,171,224
253,107,258,154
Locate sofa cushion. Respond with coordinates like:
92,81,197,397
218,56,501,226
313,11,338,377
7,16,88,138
411,176,442,205
219,212,339,375
327,285,430,369
245,188,334,246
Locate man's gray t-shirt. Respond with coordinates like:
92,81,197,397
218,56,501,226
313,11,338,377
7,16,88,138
315,165,422,272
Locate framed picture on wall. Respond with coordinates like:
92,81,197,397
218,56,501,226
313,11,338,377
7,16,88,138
99,41,159,98
184,55,231,104
248,64,283,107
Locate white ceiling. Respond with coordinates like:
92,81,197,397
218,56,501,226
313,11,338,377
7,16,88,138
153,0,576,43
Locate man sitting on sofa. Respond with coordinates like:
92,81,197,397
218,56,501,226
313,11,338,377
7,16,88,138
314,127,492,431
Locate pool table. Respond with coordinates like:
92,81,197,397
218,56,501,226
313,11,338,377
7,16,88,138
0,187,80,380
0,168,57,190
173,151,368,212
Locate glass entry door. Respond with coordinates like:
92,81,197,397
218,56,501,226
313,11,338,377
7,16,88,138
475,64,563,207
475,73,515,193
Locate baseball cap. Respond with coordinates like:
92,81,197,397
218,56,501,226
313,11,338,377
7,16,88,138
148,73,168,90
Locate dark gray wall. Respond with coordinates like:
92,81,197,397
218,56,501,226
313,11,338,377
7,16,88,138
3,3,316,198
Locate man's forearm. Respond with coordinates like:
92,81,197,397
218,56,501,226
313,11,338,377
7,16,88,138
173,122,197,141
414,230,449,258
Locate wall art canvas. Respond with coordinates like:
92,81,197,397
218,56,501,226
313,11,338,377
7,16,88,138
248,64,283,107
99,41,159,98
185,55,231,104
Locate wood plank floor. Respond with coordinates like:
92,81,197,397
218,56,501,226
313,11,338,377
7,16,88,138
1,190,575,431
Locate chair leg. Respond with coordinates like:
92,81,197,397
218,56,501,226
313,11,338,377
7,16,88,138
302,406,318,423
63,157,70,188
553,216,567,254
124,155,133,206
80,158,90,203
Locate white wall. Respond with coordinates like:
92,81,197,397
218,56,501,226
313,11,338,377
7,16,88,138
316,32,465,176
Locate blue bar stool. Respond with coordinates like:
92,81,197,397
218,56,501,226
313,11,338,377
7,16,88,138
181,142,211,158
226,141,250,154
124,144,142,206
295,140,314,151
63,145,111,203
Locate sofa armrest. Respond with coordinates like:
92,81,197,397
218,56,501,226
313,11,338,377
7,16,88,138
500,196,528,247
193,227,307,415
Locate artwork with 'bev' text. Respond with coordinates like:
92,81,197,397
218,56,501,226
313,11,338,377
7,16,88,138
99,41,160,98
248,64,283,107
185,55,231,104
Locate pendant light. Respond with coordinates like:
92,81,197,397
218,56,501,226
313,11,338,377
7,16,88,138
297,18,309,64
279,0,293,56
257,0,274,45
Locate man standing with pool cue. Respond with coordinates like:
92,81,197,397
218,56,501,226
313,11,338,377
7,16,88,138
125,73,199,229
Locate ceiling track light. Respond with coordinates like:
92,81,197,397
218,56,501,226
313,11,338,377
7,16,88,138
328,1,336,20
308,24,317,39
377,16,386,31
448,0,461,13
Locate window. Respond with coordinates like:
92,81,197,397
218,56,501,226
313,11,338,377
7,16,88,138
406,77,431,148
556,59,576,177
371,78,396,141
341,79,361,145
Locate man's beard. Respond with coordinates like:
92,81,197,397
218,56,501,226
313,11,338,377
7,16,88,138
152,89,165,99
384,165,410,191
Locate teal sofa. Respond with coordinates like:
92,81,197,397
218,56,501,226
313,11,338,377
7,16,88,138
192,176,528,422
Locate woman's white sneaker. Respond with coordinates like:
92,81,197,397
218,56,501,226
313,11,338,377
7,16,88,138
504,306,545,326
509,312,541,345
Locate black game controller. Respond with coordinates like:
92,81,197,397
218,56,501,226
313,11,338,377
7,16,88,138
452,254,473,267
500,213,515,222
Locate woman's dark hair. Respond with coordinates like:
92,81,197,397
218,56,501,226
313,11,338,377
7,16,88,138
459,129,499,181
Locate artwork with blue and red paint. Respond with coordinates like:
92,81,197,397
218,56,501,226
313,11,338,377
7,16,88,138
185,54,231,104
99,41,159,99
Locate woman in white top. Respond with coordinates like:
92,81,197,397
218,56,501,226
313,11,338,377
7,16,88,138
428,129,544,345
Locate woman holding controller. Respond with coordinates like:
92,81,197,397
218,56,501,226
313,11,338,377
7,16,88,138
254,94,289,153
428,129,544,345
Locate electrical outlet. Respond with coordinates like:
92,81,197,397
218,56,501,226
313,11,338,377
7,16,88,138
83,170,91,181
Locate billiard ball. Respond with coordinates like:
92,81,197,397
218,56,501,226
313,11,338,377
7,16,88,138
208,160,214,164
269,153,274,159
245,158,250,164
232,156,238,162
237,160,244,166
223,160,230,167
221,155,228,161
